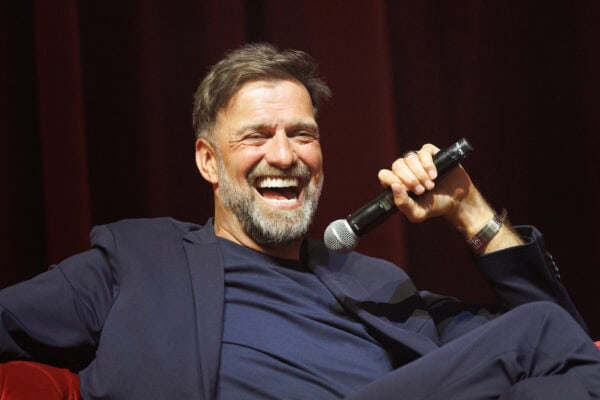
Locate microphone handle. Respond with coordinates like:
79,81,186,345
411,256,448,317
347,138,473,236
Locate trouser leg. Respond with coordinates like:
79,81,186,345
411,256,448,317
497,375,590,400
346,301,600,400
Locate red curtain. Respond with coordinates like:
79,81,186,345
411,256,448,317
2,0,600,336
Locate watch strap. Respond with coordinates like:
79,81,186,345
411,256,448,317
466,209,507,254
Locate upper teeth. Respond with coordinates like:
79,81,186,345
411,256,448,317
257,177,298,188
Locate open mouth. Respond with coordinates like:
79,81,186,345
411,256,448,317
255,177,302,206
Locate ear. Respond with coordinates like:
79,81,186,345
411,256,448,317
195,138,219,184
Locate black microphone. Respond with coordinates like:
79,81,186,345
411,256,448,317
323,138,474,253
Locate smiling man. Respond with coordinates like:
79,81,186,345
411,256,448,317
1,43,600,400
195,79,324,258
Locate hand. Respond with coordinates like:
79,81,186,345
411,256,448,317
378,143,474,223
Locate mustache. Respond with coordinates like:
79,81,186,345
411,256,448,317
247,162,312,183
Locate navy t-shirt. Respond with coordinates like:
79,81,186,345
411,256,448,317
216,238,395,399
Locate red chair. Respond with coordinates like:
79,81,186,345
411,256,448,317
0,361,81,400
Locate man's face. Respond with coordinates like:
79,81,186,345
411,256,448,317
210,79,324,247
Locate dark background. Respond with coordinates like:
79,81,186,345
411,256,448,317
2,1,599,337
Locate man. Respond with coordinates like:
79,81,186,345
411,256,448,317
1,43,599,399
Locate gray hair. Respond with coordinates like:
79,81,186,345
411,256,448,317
192,43,331,143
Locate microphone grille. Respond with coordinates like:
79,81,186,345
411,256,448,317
324,219,359,253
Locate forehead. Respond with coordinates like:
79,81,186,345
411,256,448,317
220,79,315,121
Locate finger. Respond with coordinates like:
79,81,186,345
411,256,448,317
420,144,440,180
391,155,433,196
381,169,429,223
390,158,424,195
379,169,412,209
404,151,435,191
378,168,403,189
389,182,427,223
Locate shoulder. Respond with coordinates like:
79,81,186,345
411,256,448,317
93,217,202,238
103,217,202,234
84,218,216,281
89,217,209,251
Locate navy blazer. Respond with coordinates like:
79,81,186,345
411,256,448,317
0,218,582,399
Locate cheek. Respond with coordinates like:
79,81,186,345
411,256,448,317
224,150,264,178
299,145,323,175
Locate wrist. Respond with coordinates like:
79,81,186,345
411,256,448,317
466,209,508,254
445,188,495,239
445,188,524,254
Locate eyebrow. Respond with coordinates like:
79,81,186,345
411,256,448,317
234,121,319,136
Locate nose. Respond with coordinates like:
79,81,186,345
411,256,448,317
264,131,297,168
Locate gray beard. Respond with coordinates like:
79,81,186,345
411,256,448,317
217,157,323,247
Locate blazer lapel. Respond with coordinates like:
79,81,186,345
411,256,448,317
183,224,224,400
304,239,440,356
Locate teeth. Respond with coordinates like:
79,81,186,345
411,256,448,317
262,198,298,206
257,177,298,188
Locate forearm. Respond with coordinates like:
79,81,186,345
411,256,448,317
445,185,523,255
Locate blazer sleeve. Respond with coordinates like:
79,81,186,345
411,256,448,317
0,225,118,370
475,225,583,325
420,225,586,344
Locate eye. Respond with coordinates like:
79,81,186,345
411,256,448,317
243,131,271,143
291,130,319,142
